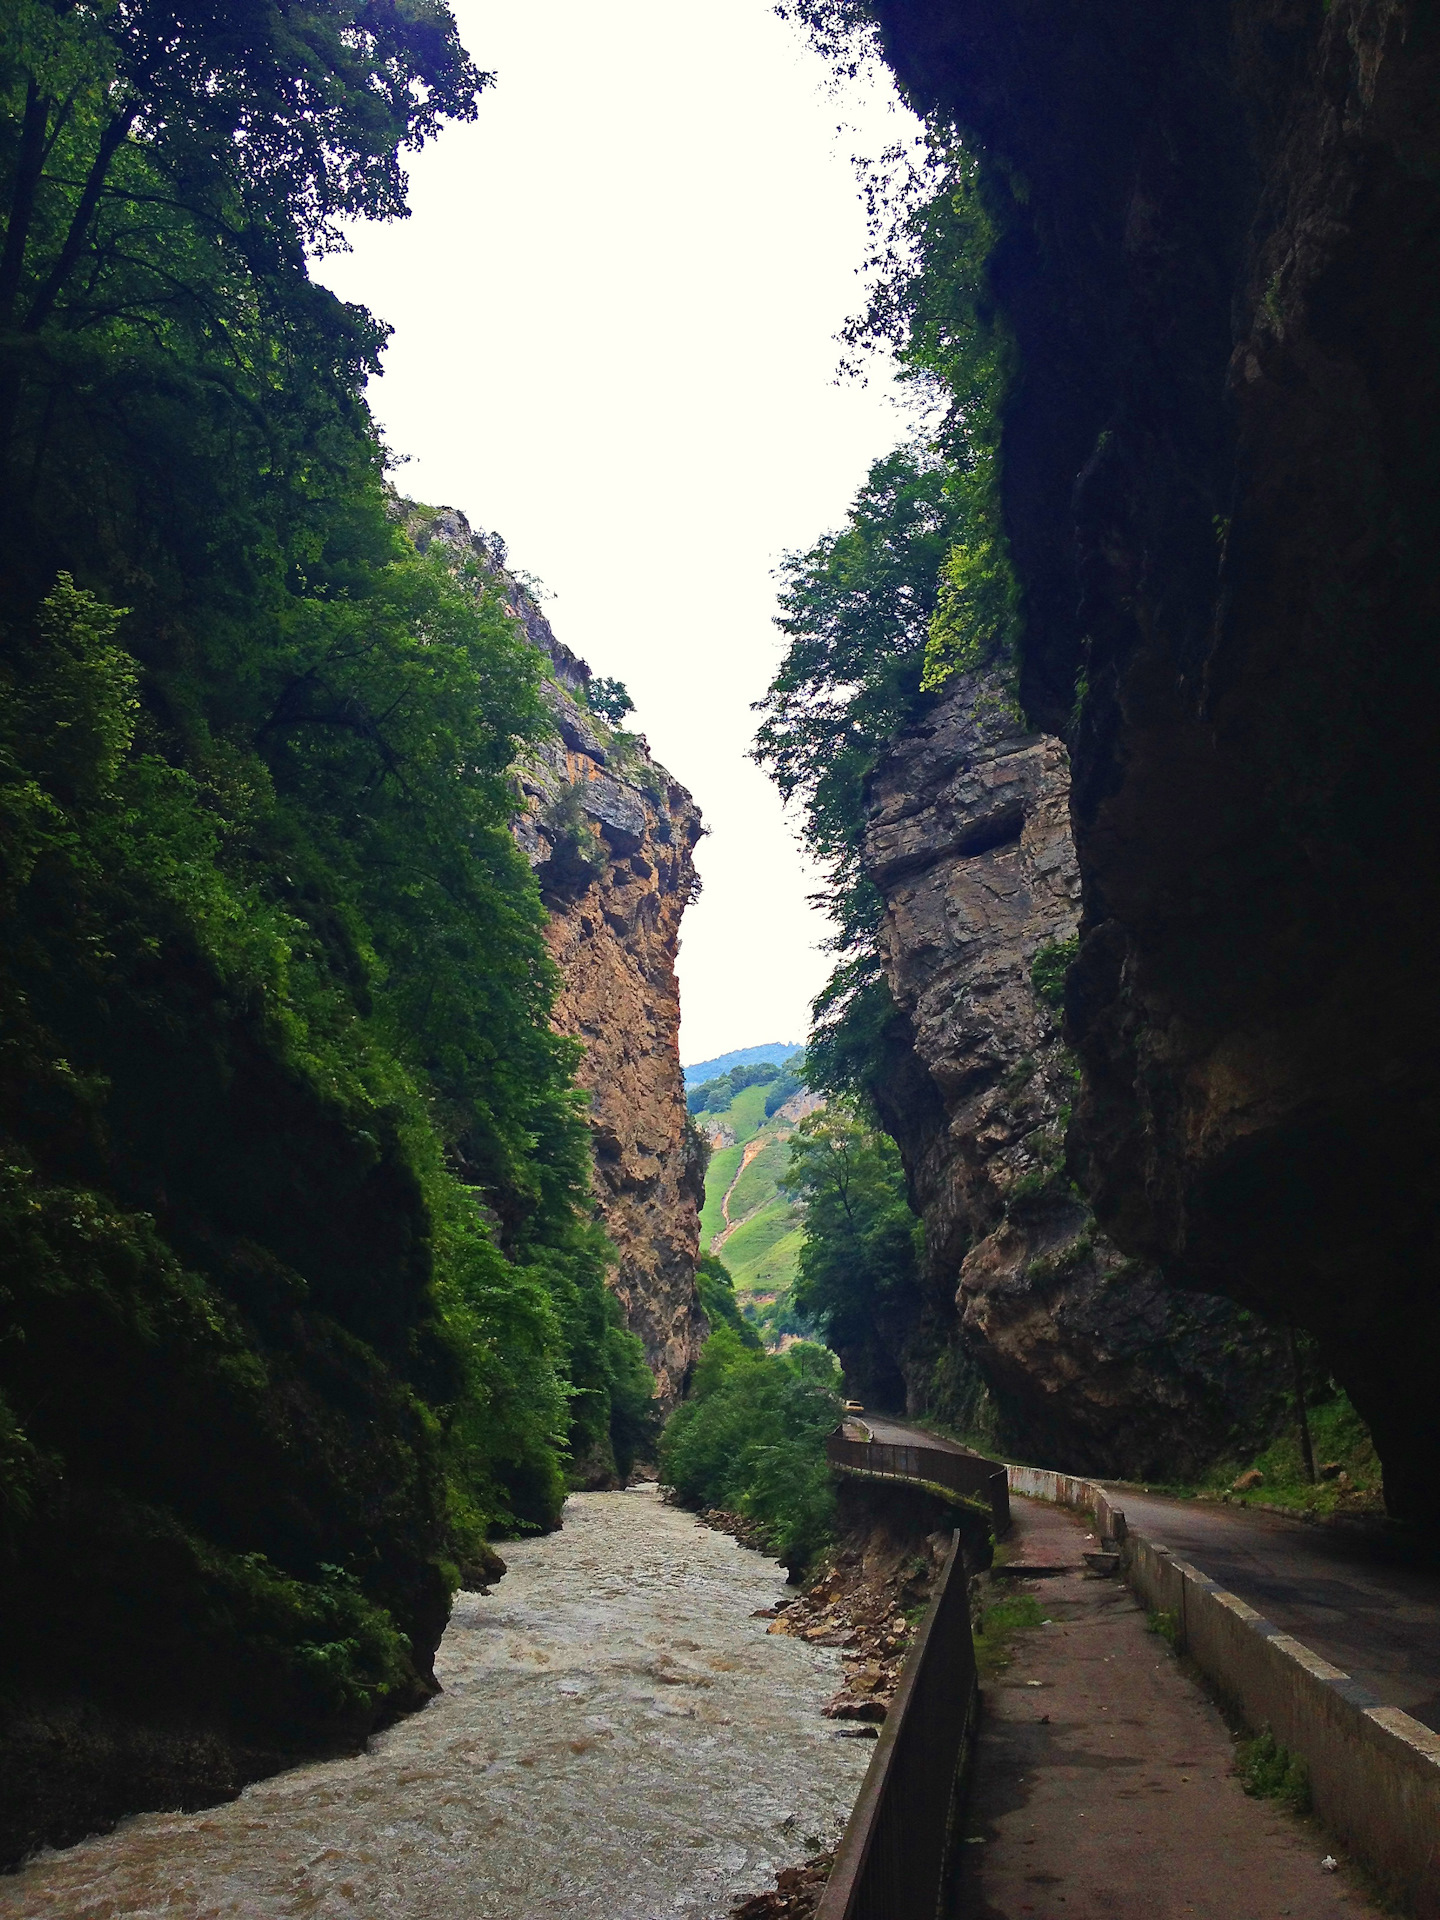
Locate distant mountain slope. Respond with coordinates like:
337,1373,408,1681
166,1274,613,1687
683,1041,802,1088
694,1078,822,1343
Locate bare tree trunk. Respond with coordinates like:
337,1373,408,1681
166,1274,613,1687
1286,1326,1316,1484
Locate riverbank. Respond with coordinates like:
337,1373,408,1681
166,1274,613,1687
2,1488,871,1919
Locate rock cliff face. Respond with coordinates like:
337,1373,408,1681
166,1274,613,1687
410,510,706,1408
863,673,1284,1478
871,0,1440,1518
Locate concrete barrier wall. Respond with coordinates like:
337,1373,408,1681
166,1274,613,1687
1007,1466,1440,1916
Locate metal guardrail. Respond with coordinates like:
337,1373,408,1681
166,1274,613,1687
826,1431,1011,1538
814,1528,977,1920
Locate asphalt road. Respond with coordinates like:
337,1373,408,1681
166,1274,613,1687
852,1416,1440,1733
1106,1488,1440,1732
860,1414,975,1453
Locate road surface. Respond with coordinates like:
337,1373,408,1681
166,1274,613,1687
855,1417,1440,1732
1107,1488,1440,1731
861,1414,976,1453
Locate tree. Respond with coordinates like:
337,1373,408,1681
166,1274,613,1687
0,0,485,338
0,0,486,621
0,0,658,1831
788,1101,924,1408
752,444,966,1097
753,131,1019,1099
658,1327,839,1574
694,1252,763,1350
586,676,634,724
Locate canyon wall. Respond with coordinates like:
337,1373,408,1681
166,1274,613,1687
862,673,1284,1477
411,510,706,1408
871,0,1440,1518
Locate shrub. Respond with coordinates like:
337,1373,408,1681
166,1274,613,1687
660,1328,840,1574
1236,1729,1312,1814
695,1254,763,1350
764,1065,807,1116
1030,936,1079,1013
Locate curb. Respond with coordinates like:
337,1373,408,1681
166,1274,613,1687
1008,1465,1440,1917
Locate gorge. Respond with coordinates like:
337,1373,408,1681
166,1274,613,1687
868,0,1440,1522
762,0,1440,1526
4,0,1440,1904
0,501,707,1864
0,0,710,1850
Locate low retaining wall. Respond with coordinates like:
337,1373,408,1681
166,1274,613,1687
829,1433,1010,1537
1008,1467,1440,1916
814,1529,977,1920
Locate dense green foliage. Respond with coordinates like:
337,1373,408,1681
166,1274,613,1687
754,130,1017,1098
0,0,652,1827
788,1103,924,1406
1030,936,1080,1014
741,1282,816,1350
583,676,634,724
755,444,962,949
763,1057,807,1116
683,1042,802,1086
687,1057,783,1115
847,142,1017,691
659,1327,841,1574
694,1253,763,1351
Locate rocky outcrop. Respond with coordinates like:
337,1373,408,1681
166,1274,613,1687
862,673,1284,1479
409,508,706,1406
870,0,1440,1519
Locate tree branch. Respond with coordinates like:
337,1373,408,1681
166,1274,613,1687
22,100,139,334
0,82,52,330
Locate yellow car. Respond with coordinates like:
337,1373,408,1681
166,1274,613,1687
843,1400,865,1415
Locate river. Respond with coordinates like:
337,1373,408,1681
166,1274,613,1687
3,1486,871,1919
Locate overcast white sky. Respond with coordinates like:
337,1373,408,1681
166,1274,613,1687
316,0,916,1065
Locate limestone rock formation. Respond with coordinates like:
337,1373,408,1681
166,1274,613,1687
862,673,1283,1478
409,508,706,1406
869,0,1440,1519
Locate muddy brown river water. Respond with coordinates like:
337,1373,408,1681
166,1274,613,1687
3,1487,870,1919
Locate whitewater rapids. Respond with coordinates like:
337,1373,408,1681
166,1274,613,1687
4,1486,870,1919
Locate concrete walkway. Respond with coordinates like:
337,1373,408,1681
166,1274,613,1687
958,1499,1384,1920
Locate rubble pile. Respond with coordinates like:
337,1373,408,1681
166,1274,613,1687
731,1852,835,1920
760,1528,952,1723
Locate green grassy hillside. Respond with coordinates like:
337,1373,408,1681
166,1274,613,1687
697,1078,817,1328
729,1137,792,1218
699,1143,744,1247
725,1214,806,1293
